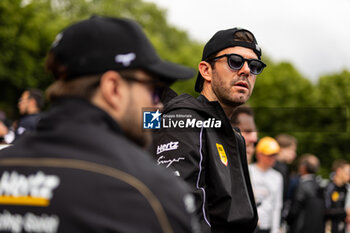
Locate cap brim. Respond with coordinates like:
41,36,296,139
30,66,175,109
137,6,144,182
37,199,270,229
146,60,195,83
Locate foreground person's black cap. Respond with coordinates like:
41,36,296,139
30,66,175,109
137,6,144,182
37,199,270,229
50,16,195,82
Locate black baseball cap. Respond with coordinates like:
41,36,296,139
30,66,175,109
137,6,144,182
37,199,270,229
195,27,262,92
50,16,194,82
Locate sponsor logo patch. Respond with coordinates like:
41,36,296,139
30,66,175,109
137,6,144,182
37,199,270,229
0,171,60,207
332,191,340,202
115,52,136,66
156,141,179,154
216,143,228,166
157,156,185,168
0,209,59,233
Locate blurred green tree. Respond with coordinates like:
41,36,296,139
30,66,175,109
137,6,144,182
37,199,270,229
306,70,350,176
0,0,200,119
0,0,68,116
247,59,316,134
247,66,350,177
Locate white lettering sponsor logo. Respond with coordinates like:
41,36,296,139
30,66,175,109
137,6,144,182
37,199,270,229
157,156,185,168
115,53,136,66
51,33,62,48
0,210,21,233
162,118,221,128
156,141,179,154
16,127,26,135
183,194,196,213
0,171,60,206
23,213,59,233
0,210,59,233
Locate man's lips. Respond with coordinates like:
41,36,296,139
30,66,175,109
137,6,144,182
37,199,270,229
234,81,249,89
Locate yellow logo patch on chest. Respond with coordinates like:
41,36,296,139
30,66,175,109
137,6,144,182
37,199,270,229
216,143,228,166
331,191,340,202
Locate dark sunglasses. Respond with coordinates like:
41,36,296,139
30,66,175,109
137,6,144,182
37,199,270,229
207,53,266,75
121,75,165,105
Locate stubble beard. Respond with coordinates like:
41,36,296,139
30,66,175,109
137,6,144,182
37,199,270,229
120,94,152,149
211,72,251,107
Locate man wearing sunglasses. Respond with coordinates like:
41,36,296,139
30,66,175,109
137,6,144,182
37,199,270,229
0,16,200,233
150,28,266,233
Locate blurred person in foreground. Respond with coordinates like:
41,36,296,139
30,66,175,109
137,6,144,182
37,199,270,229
150,27,267,232
230,105,258,164
0,16,200,233
287,154,325,233
249,136,283,233
324,160,350,233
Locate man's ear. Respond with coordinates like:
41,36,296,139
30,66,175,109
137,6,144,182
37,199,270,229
198,61,213,82
99,71,125,110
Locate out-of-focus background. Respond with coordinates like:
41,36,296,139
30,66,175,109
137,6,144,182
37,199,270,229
0,0,349,176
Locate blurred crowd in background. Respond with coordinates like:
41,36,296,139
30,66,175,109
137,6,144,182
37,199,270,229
231,105,350,233
0,88,43,148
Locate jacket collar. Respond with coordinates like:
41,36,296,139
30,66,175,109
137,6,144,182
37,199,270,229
38,97,123,135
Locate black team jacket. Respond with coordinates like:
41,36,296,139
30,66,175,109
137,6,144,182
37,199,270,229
0,98,199,233
324,181,348,233
149,94,258,233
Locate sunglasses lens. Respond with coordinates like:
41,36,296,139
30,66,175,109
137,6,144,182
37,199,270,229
248,60,264,75
228,55,244,70
217,54,265,75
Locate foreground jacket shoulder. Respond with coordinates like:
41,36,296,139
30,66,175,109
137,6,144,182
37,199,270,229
0,98,199,233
